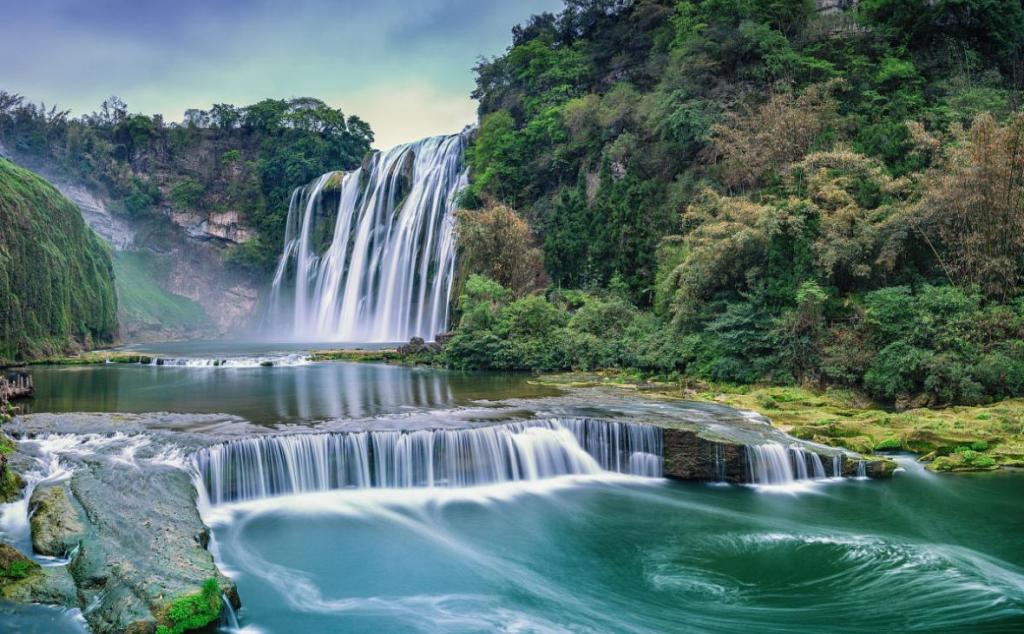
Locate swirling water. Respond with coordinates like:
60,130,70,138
9,348,1024,632
206,457,1024,633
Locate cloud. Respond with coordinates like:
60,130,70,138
0,0,563,146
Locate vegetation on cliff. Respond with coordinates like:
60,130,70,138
0,159,117,363
449,0,1024,410
0,94,374,271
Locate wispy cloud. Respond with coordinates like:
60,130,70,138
0,0,561,148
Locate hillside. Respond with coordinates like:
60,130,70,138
444,0,1024,409
0,96,373,338
0,159,117,363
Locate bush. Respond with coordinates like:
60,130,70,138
863,342,931,400
456,202,547,296
169,177,205,210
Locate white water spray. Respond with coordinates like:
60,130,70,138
194,418,662,505
266,132,469,342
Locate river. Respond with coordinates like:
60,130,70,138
3,342,1023,633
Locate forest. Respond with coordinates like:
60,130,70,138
445,0,1024,408
0,93,373,271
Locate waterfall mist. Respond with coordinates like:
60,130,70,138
265,132,469,342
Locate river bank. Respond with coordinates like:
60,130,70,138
534,373,1024,473
20,345,1022,474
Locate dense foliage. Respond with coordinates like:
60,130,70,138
450,0,1024,406
0,94,373,271
0,159,117,363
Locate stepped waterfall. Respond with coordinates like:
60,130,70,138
266,132,469,342
194,418,663,504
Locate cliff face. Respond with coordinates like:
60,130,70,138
13,142,261,342
816,0,858,13
0,159,117,363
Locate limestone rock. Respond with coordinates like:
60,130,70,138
30,485,85,557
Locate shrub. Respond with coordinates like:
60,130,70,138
863,342,931,400
169,177,205,210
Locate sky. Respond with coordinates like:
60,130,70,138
1,0,562,149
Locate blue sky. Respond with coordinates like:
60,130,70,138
2,0,562,148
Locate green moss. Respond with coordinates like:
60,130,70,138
0,159,117,363
307,349,399,362
0,544,39,582
540,375,1024,473
156,578,222,634
0,560,32,580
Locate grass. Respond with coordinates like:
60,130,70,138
307,348,400,362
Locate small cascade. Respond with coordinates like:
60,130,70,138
746,444,796,485
792,446,810,480
713,443,727,482
558,418,663,477
143,355,310,368
832,454,843,478
856,461,867,478
194,419,662,504
745,444,832,486
220,594,240,631
266,132,469,342
809,452,826,479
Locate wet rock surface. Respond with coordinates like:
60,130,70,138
30,485,84,558
2,413,240,633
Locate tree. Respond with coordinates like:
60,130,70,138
919,113,1024,299
708,83,838,191
456,202,547,296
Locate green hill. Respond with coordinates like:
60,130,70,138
0,159,117,363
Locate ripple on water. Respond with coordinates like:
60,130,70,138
642,531,1024,631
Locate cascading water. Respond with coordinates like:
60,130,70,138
745,444,830,486
194,418,662,504
266,132,469,342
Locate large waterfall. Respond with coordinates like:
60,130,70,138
266,132,469,342
194,418,663,504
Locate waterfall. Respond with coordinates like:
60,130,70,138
746,444,796,485
832,454,843,478
266,132,469,342
194,419,662,504
220,594,239,631
745,444,830,486
856,461,867,478
713,443,726,482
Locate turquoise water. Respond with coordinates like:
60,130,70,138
8,345,1024,632
207,459,1024,633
